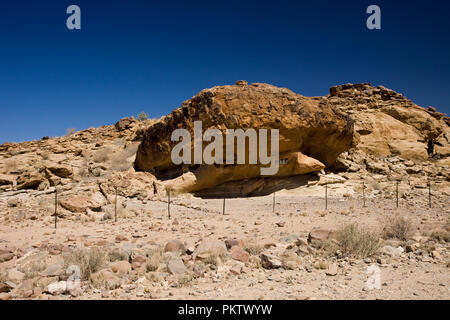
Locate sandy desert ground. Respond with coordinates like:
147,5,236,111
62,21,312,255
0,182,448,300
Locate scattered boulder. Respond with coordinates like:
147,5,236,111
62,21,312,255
7,269,25,285
47,164,73,178
225,239,246,249
59,192,106,213
164,240,186,254
381,245,404,257
115,117,136,131
193,239,227,260
325,263,338,276
46,281,68,295
167,256,188,275
260,252,282,269
230,246,250,263
308,229,336,243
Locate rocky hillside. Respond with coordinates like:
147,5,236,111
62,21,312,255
327,83,449,174
0,81,449,213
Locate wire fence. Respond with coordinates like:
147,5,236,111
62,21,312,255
50,179,442,229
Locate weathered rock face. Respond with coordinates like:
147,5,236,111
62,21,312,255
327,83,450,175
329,84,448,159
135,81,354,192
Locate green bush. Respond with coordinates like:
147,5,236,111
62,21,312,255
137,112,149,121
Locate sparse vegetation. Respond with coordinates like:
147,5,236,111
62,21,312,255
244,244,264,256
382,216,412,241
20,260,47,279
430,230,450,243
174,274,194,288
108,248,129,262
145,246,164,272
137,112,149,121
66,128,77,136
90,272,108,289
204,247,229,266
64,248,106,280
336,223,380,258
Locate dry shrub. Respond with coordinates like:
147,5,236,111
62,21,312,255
108,248,129,262
336,223,380,258
64,247,106,280
431,230,450,243
137,112,149,121
248,255,261,269
382,216,412,241
173,274,194,288
244,244,264,256
66,128,77,136
145,246,164,272
146,271,163,282
20,260,47,279
204,247,229,266
90,272,108,289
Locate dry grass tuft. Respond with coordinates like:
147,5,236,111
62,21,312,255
204,247,229,266
336,223,380,258
382,216,412,241
430,230,450,243
145,246,164,272
20,261,47,279
64,247,107,280
66,128,77,136
244,244,264,256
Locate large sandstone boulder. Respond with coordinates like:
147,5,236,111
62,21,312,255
46,164,73,178
98,169,165,201
135,81,354,192
114,117,137,132
59,192,106,213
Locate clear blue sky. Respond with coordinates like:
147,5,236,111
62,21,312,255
1,0,449,144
